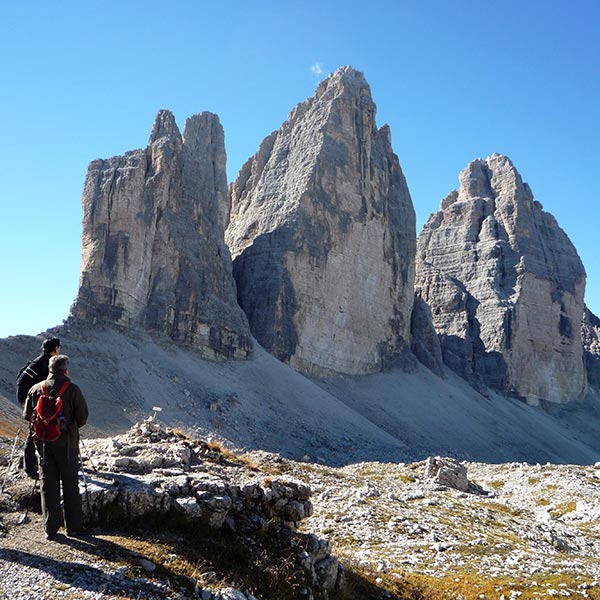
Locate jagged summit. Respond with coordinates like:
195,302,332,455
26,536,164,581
148,109,181,144
226,67,416,376
70,110,251,360
314,65,371,96
416,154,587,404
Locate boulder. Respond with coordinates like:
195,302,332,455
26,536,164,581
70,110,251,360
425,456,469,492
416,154,587,404
226,66,416,376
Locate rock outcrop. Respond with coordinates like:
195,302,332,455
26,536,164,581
582,306,600,387
84,417,314,531
416,154,587,404
226,66,416,376
81,418,343,596
70,111,251,359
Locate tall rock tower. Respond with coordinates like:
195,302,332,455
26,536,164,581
226,66,416,376
416,153,587,404
70,110,252,360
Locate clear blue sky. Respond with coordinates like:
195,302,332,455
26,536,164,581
1,1,598,339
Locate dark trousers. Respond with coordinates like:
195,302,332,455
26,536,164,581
38,442,83,535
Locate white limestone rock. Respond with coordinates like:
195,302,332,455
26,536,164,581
70,110,251,360
226,66,416,376
425,456,469,492
416,154,587,404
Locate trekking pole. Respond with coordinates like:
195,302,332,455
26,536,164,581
78,452,93,520
1,421,23,494
79,438,98,474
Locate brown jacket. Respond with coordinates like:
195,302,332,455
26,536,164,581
23,375,89,448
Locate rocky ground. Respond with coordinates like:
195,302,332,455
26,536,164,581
290,456,600,596
2,418,600,599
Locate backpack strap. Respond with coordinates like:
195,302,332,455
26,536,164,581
40,381,69,398
56,381,70,397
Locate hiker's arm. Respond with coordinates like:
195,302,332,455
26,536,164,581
22,391,34,421
73,386,89,428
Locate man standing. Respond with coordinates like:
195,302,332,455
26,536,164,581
18,338,61,479
17,337,61,404
23,354,89,540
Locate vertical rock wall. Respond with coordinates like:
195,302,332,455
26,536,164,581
70,110,251,360
582,306,600,387
226,66,416,376
416,154,587,404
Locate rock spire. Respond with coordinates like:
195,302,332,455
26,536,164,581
226,66,416,376
416,153,587,404
70,110,251,359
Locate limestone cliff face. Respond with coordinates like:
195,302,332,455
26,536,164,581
226,66,416,376
70,110,251,360
582,306,600,387
410,295,444,377
416,154,587,404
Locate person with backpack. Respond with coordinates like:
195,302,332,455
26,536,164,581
15,338,61,480
23,354,89,540
16,337,61,404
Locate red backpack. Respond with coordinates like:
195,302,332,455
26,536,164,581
31,382,69,442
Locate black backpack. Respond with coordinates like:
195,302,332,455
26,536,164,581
16,355,49,405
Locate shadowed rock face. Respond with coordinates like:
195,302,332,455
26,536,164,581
226,66,416,376
416,154,587,404
410,295,444,377
582,306,600,387
70,110,251,360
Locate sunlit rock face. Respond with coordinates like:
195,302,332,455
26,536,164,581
416,154,587,404
226,66,416,376
71,110,251,360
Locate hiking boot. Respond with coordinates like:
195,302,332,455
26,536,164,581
67,527,93,538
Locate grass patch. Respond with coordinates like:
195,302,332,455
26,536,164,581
337,566,600,600
549,501,577,518
202,439,261,470
101,521,312,599
398,474,416,484
487,480,505,490
481,500,523,516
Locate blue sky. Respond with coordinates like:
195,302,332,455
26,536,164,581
1,1,598,339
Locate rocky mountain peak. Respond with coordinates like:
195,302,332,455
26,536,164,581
457,158,493,201
416,154,587,404
148,109,182,145
70,110,251,359
226,68,416,376
314,65,371,97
